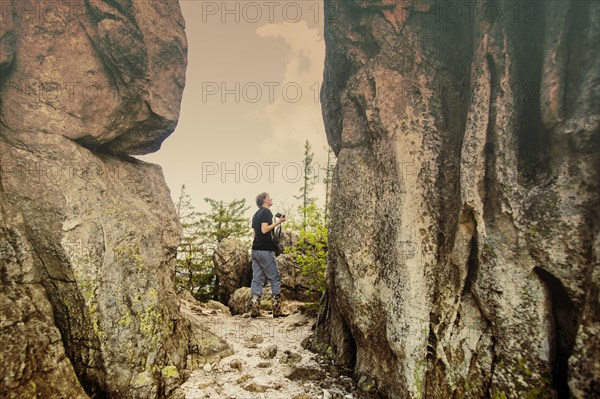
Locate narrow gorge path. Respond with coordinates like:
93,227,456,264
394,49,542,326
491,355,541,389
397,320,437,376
179,300,358,399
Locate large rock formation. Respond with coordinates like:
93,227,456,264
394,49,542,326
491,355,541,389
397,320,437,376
314,1,599,398
0,1,227,398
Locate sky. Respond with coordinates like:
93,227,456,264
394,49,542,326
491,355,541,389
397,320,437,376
138,0,329,220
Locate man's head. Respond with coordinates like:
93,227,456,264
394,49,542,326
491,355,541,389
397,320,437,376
256,192,272,208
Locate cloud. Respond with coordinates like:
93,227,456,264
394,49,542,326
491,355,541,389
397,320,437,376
255,20,327,160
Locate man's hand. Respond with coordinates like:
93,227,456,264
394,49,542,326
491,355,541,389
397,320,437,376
262,214,287,234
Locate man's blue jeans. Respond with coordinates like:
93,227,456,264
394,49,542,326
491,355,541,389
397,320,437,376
251,250,281,297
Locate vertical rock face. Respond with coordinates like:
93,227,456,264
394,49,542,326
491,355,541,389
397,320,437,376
314,1,599,398
1,196,89,399
0,1,205,398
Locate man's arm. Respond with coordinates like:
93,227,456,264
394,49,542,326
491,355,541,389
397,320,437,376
260,215,286,234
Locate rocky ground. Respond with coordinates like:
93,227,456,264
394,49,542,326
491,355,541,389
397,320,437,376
179,299,359,399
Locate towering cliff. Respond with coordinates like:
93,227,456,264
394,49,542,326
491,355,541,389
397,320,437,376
0,1,221,398
314,1,599,398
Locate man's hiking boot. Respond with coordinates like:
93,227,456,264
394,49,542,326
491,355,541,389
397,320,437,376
272,294,288,318
250,295,261,318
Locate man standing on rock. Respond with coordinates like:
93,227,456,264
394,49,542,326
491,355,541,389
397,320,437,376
251,192,287,318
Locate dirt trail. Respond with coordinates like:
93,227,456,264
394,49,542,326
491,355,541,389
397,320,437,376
179,300,357,399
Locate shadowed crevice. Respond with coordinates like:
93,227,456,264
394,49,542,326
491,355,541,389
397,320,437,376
534,266,579,398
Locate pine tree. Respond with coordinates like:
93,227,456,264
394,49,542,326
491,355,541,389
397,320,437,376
204,198,250,245
174,185,212,298
285,143,331,296
286,201,328,295
294,140,318,231
174,186,251,300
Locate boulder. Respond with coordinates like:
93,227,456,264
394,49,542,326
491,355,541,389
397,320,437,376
278,254,321,302
280,350,303,365
228,287,253,316
259,344,278,359
281,230,299,250
213,238,251,304
0,0,187,155
228,287,273,316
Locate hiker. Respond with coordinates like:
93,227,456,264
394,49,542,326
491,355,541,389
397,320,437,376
250,192,287,318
